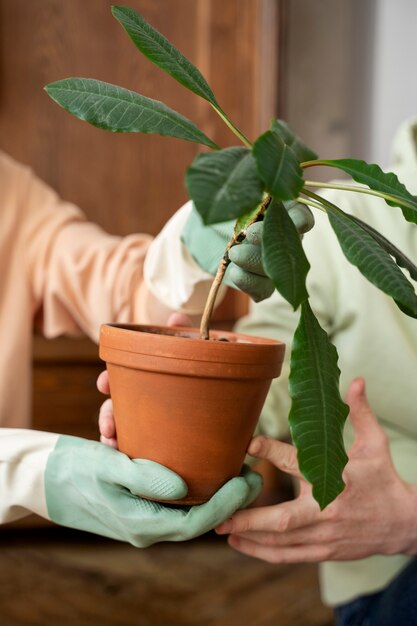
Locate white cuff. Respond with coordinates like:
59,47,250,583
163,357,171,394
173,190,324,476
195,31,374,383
0,429,59,523
144,201,227,314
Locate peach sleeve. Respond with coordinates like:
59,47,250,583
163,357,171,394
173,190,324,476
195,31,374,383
19,165,153,342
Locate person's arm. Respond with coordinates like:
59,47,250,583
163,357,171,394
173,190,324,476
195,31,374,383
143,199,315,318
0,428,262,545
17,159,155,341
216,378,417,561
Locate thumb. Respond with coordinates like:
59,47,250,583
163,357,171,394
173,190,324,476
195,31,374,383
346,377,384,449
96,369,110,395
167,313,192,327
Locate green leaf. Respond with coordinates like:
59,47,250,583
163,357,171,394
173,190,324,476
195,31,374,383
317,158,417,224
327,207,417,318
262,199,310,309
112,6,218,107
253,130,304,201
45,78,218,148
271,119,318,162
185,147,264,224
348,214,417,282
234,204,263,235
289,300,349,509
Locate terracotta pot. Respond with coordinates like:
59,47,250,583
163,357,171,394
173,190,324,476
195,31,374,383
99,323,285,505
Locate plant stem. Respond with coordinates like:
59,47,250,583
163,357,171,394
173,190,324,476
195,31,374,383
304,180,414,208
302,188,345,215
199,251,231,340
300,160,321,169
297,195,327,213
199,195,271,340
210,104,252,148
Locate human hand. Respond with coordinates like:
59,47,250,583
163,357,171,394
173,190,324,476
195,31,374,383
94,312,262,545
181,202,314,302
216,377,417,562
44,435,262,546
97,370,117,448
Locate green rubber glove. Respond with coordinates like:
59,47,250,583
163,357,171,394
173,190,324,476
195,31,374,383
182,201,314,302
45,435,262,547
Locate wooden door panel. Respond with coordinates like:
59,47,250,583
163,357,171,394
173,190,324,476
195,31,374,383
0,0,280,435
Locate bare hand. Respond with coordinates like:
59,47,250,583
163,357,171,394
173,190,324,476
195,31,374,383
216,378,417,563
97,371,117,448
97,313,192,448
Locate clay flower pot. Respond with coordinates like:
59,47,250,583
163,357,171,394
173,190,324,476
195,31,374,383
99,323,285,505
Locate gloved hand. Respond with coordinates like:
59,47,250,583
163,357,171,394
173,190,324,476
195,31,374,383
181,201,314,302
45,435,262,547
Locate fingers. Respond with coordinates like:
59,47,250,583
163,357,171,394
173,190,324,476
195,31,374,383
227,226,275,302
346,378,387,451
227,535,331,564
96,370,110,394
228,243,265,276
167,313,192,327
148,476,254,544
239,466,264,508
245,222,263,245
183,476,252,539
216,495,320,535
248,436,303,480
346,376,367,418
100,434,118,449
133,459,189,500
285,201,315,234
227,265,274,302
106,453,188,501
231,519,339,548
98,398,116,440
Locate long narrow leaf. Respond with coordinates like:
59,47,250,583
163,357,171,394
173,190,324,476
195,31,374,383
112,6,218,106
262,199,310,309
289,300,349,509
317,159,417,224
349,214,417,281
45,78,218,148
326,207,417,318
186,148,264,224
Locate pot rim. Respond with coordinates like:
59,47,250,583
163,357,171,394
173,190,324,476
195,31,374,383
99,323,285,372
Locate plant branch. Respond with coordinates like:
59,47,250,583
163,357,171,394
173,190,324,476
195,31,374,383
199,251,231,340
300,159,322,169
297,195,327,213
302,188,345,215
304,180,416,209
199,195,271,340
210,104,252,148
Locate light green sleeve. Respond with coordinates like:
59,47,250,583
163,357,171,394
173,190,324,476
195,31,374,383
235,296,299,440
236,207,340,440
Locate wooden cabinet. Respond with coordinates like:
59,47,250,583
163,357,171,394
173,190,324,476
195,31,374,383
0,0,281,437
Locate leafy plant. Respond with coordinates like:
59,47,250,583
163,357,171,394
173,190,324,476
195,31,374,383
45,6,417,509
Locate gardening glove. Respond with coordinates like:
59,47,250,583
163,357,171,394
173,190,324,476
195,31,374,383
181,201,314,303
0,429,262,546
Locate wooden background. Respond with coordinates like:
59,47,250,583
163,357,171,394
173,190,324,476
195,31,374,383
0,0,278,235
0,0,279,439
